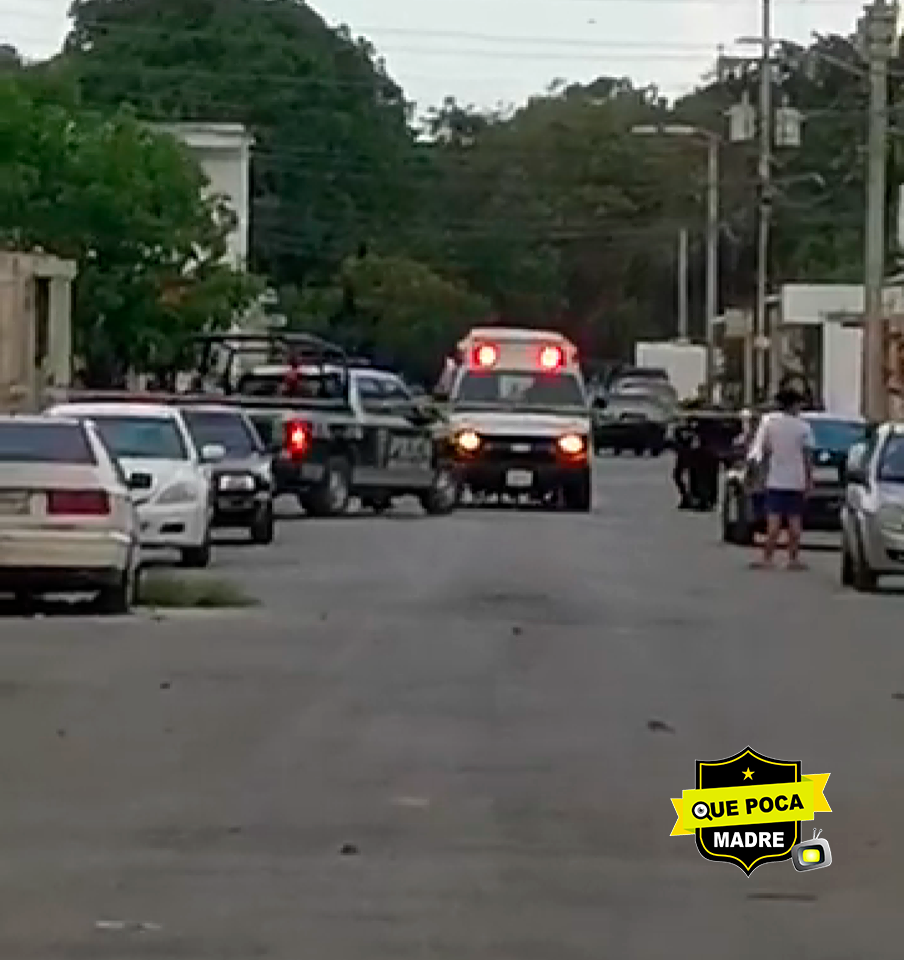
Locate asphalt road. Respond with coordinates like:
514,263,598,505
0,457,902,958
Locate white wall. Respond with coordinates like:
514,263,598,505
153,123,253,271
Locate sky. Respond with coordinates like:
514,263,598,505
2,0,870,111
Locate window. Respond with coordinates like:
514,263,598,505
379,377,413,403
877,435,904,482
87,416,188,460
806,418,867,451
0,422,96,464
356,375,387,412
453,371,586,408
181,410,261,456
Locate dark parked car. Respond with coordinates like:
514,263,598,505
721,412,867,545
179,404,276,544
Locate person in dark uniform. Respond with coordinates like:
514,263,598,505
672,418,697,509
690,415,720,511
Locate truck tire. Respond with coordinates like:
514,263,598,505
305,457,351,517
249,502,275,544
420,468,458,515
722,486,753,545
563,470,592,511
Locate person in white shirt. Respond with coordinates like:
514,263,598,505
751,388,814,569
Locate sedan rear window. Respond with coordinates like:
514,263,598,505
0,421,97,464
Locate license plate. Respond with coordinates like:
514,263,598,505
219,476,253,491
506,469,533,488
0,491,29,515
813,466,838,482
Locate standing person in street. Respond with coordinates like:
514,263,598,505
751,387,814,570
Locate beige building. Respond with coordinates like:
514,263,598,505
0,251,76,412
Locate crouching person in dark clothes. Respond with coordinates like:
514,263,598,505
672,420,696,508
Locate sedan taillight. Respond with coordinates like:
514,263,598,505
47,490,110,515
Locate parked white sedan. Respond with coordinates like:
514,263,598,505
0,415,139,612
48,402,217,568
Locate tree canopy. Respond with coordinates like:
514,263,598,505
0,75,258,383
4,1,895,378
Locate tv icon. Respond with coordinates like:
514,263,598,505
791,829,832,872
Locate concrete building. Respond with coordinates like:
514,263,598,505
153,123,254,271
0,251,76,412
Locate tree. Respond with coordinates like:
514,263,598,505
65,0,419,289
283,254,491,382
0,76,259,383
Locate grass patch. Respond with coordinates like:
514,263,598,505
137,572,258,609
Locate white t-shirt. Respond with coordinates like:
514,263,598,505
753,412,814,491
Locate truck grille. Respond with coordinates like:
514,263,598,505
477,436,559,463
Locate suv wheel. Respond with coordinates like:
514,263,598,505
180,532,212,568
563,469,592,511
851,534,878,592
250,502,275,544
420,468,458,515
306,457,351,517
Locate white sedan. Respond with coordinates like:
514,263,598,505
48,402,218,568
0,415,139,612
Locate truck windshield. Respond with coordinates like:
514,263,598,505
454,371,586,408
878,435,904,483
806,418,866,451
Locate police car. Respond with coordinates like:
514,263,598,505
441,328,593,510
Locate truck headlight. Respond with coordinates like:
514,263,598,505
456,430,481,452
156,482,202,505
558,434,585,455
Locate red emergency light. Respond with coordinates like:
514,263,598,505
538,345,564,371
472,343,498,368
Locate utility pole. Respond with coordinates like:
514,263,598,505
630,124,720,393
705,136,719,388
861,0,897,421
678,228,689,339
756,0,773,401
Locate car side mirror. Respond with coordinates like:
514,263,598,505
127,472,152,491
201,443,226,463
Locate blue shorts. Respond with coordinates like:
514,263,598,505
764,488,805,518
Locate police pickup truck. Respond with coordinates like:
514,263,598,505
194,333,457,518
438,328,593,510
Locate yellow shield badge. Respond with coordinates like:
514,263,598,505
670,746,831,876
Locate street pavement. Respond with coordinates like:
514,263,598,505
0,456,902,958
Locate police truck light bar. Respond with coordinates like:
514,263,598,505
473,343,498,368
539,345,564,370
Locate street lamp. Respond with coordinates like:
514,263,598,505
631,124,720,395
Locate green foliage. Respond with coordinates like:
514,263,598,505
8,6,889,374
0,75,259,382
284,254,491,380
66,0,417,288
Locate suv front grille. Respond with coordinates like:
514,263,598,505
478,435,559,463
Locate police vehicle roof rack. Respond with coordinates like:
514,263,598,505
190,330,349,368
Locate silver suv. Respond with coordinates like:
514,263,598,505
840,422,904,591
